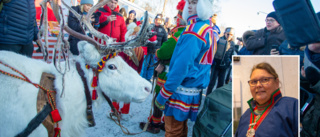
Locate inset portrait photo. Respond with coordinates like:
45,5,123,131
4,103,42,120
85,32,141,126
233,56,299,137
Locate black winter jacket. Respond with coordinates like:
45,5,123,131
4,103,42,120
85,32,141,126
154,24,168,49
67,6,85,55
68,6,85,41
216,36,235,68
147,24,168,53
246,26,286,55
0,0,38,45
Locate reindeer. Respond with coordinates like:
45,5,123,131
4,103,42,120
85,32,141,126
0,0,155,136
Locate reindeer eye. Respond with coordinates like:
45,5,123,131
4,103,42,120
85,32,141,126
107,64,117,70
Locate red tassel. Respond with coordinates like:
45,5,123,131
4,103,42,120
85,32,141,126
92,89,98,100
54,127,61,137
51,109,62,122
91,76,98,87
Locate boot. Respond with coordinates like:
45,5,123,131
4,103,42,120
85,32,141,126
139,122,160,134
159,122,165,131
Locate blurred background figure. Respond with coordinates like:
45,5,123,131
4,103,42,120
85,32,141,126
0,0,39,57
68,0,99,55
119,7,128,21
164,17,172,34
126,10,137,26
207,27,235,95
234,37,243,54
140,13,168,82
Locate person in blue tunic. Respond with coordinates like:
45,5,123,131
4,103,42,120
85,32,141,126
235,62,298,137
154,0,218,136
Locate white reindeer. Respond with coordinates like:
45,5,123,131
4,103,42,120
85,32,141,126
0,41,152,137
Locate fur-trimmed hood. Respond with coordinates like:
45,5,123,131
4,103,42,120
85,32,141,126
182,0,215,21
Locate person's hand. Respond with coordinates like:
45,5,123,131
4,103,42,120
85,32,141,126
308,42,320,53
107,15,117,22
90,15,95,22
270,49,279,55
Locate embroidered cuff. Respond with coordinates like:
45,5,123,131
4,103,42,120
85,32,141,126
155,87,173,110
155,99,165,111
159,87,173,100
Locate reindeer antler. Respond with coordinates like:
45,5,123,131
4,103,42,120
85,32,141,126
50,0,155,55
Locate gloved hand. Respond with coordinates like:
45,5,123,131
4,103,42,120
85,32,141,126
92,12,101,24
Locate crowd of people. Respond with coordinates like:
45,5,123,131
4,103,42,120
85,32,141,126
0,0,320,136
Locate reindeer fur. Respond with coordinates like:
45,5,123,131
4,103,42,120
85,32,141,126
0,41,151,137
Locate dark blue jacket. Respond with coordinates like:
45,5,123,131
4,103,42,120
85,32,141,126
279,40,305,68
0,0,38,45
235,91,298,137
238,46,253,55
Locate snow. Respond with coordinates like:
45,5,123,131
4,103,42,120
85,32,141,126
85,88,207,137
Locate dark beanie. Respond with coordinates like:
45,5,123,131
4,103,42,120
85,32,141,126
266,11,279,23
129,10,136,16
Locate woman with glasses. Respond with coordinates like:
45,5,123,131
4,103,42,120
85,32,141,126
243,11,286,55
235,62,298,137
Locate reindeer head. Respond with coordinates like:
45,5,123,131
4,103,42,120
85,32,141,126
45,0,154,102
78,41,152,103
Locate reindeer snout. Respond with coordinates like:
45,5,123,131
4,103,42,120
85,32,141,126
144,87,151,93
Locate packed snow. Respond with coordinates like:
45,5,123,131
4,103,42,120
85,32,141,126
85,88,207,137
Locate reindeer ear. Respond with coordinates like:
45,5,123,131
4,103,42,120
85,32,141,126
78,41,101,66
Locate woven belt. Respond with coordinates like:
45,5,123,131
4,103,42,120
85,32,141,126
175,85,202,95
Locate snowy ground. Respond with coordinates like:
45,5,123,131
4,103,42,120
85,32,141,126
85,89,208,137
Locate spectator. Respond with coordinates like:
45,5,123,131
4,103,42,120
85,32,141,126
278,40,305,68
68,0,98,55
97,0,127,42
119,7,127,21
154,0,218,136
126,10,137,26
246,11,286,55
0,0,39,57
239,30,255,55
207,27,235,95
235,37,243,54
140,14,168,82
164,17,171,34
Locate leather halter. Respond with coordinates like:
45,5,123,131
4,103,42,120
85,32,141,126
76,62,96,127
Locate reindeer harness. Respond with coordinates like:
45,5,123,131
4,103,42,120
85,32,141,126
0,54,116,137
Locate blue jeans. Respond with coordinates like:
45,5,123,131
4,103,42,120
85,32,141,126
140,54,156,81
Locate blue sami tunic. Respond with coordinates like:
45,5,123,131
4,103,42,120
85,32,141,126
155,15,218,122
235,89,298,137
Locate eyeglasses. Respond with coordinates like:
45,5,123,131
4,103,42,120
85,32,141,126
248,77,276,87
265,19,276,23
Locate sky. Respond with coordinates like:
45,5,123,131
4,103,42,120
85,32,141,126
218,0,320,38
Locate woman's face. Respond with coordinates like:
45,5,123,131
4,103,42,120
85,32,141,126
129,13,135,20
83,4,92,12
249,69,279,104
